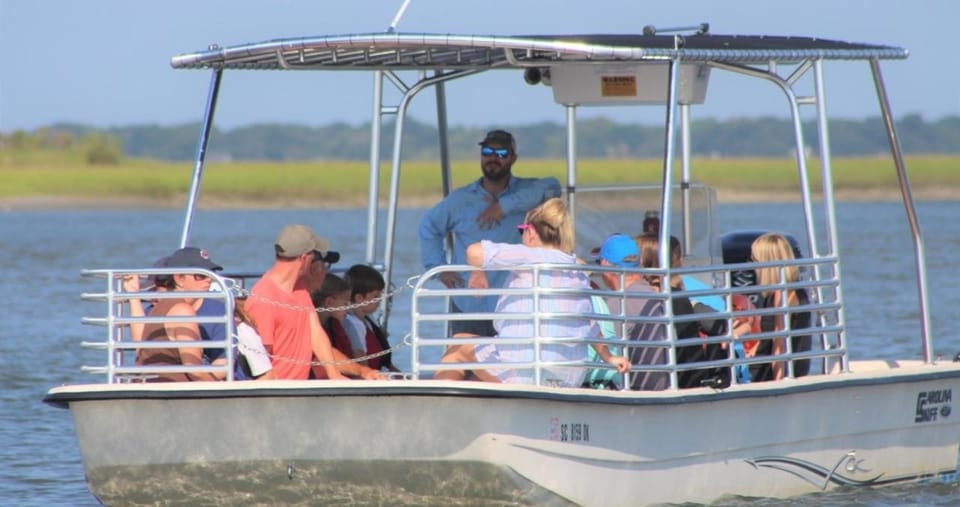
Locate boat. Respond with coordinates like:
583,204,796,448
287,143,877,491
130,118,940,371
44,10,960,506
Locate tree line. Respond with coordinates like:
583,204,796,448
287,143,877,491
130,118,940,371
6,114,959,163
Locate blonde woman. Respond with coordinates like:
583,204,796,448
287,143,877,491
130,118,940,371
436,197,630,387
749,232,812,381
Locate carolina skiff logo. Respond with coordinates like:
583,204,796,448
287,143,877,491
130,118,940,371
915,389,952,423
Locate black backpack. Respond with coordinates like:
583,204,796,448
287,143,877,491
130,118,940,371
674,296,731,389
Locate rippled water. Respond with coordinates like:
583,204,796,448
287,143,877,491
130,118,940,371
2,201,958,505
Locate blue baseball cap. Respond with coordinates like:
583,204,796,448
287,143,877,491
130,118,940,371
598,234,640,267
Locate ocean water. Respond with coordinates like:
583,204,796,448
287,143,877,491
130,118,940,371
2,201,959,505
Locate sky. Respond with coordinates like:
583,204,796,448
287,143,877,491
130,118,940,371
1,0,958,132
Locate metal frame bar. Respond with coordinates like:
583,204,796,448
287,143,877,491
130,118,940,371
870,58,933,362
179,68,222,247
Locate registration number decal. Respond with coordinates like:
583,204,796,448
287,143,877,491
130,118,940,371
549,417,590,442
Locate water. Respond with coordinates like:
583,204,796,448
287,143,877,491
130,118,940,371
2,201,959,505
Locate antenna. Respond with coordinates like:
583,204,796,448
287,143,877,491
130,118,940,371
387,0,413,33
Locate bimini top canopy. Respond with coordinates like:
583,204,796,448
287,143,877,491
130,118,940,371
170,32,907,71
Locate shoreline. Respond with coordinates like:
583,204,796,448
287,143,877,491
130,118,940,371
0,187,955,211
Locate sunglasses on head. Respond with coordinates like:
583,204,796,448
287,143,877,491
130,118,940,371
481,146,511,159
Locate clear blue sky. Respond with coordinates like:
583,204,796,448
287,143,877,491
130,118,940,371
1,0,957,132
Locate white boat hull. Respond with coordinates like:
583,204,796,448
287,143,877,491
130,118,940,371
47,361,960,505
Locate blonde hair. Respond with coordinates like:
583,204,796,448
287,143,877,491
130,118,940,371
525,197,575,253
751,233,799,290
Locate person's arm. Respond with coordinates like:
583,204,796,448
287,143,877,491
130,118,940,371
420,200,463,288
590,343,631,373
308,310,349,380
165,302,219,381
122,275,146,341
465,242,485,267
330,347,385,379
496,177,562,215
419,200,452,271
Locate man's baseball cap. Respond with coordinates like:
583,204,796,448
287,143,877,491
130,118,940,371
275,224,339,263
597,234,640,267
478,129,515,147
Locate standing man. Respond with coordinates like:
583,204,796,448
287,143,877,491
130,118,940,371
419,129,561,336
245,224,381,380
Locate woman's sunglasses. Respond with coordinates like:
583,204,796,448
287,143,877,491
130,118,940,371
517,223,533,237
481,146,511,159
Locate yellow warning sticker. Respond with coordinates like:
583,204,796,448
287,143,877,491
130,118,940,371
600,75,637,97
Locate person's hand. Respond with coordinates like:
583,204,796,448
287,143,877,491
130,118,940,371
468,270,489,290
326,368,349,381
438,272,464,288
731,317,753,338
607,356,632,374
122,275,141,293
475,197,504,230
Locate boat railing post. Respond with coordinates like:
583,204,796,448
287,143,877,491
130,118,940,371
380,69,481,327
812,60,848,368
107,271,118,383
435,75,454,338
179,66,222,248
366,70,385,267
565,105,577,230
532,265,543,386
659,49,682,390
680,104,693,256
870,58,934,363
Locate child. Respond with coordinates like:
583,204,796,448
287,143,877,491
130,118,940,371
311,273,354,362
343,264,399,372
234,295,275,380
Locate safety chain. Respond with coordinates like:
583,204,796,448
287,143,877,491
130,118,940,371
227,274,421,315
224,274,421,367
237,333,413,367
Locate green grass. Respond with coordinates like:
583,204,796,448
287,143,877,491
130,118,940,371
1,150,957,203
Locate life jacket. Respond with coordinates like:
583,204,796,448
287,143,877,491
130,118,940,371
311,317,354,379
361,316,399,371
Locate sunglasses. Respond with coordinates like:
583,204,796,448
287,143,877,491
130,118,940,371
517,223,533,236
191,274,210,281
481,146,511,159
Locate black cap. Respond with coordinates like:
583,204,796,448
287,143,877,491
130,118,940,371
478,129,515,148
164,247,223,271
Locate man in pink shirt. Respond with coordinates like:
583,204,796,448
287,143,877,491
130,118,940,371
246,224,382,380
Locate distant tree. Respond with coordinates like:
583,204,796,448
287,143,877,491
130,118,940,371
83,133,123,165
12,114,958,162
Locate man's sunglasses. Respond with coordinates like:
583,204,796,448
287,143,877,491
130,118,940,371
481,146,511,159
312,250,341,264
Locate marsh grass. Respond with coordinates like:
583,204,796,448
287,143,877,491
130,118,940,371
1,152,957,204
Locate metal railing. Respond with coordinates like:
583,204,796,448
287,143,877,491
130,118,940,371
80,268,236,383
410,257,847,389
